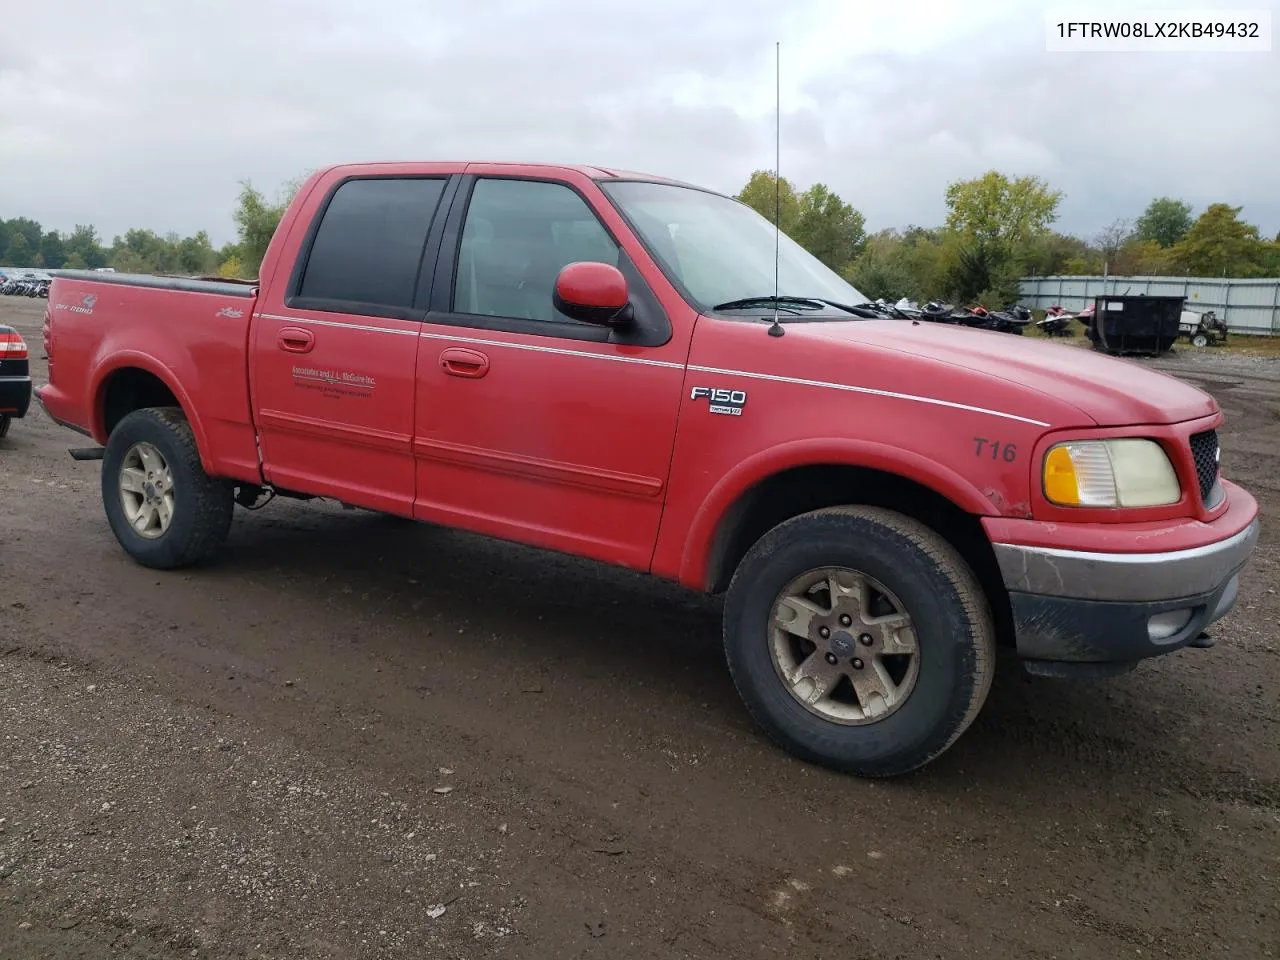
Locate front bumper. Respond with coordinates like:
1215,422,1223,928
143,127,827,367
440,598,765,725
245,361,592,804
0,375,32,419
991,505,1259,673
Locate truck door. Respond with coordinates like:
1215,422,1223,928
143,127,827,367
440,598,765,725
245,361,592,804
413,174,688,571
250,174,455,515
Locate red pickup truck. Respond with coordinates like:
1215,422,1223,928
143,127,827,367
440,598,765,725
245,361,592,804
38,161,1259,777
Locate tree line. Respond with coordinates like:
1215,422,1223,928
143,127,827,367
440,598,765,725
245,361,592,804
737,170,1280,306
0,178,300,281
3,171,1277,307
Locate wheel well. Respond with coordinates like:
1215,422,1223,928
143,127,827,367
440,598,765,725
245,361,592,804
704,464,1015,647
101,368,180,437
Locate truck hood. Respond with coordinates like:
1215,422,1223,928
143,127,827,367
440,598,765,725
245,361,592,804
805,319,1217,427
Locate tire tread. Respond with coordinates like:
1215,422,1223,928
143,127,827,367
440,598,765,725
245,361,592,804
723,505,996,777
102,406,233,569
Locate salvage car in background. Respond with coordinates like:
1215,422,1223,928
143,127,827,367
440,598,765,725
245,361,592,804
0,324,32,438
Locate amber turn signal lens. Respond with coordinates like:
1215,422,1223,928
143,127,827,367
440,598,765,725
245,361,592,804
1043,445,1081,506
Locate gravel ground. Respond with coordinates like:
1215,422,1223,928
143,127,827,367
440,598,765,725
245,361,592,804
1,298,1277,959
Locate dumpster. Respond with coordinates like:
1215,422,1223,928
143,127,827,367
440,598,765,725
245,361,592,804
1084,294,1185,356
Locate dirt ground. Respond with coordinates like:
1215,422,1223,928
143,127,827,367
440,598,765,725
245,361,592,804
1,297,1276,960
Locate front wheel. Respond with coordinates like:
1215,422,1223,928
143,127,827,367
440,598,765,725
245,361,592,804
101,407,234,569
1191,333,1209,348
723,506,995,777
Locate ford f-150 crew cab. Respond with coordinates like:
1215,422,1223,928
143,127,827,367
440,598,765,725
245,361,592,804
37,161,1259,777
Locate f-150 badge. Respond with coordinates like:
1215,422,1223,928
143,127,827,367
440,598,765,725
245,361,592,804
690,386,746,416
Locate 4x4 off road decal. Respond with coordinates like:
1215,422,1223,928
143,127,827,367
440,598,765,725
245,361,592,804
690,386,746,417
54,293,97,316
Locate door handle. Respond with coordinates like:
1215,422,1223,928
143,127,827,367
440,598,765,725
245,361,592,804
440,347,489,379
277,327,315,354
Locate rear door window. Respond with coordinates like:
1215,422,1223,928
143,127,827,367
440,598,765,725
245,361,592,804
297,177,447,310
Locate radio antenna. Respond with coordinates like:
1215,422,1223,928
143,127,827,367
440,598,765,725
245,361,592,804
768,40,785,338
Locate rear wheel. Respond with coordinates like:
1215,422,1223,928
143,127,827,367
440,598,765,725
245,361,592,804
0,415,10,438
102,407,234,569
1191,333,1209,348
723,506,995,777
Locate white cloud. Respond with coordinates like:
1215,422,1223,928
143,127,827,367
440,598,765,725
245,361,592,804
1,0,1275,245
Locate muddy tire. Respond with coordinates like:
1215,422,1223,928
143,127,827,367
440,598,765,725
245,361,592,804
101,407,234,569
723,506,995,778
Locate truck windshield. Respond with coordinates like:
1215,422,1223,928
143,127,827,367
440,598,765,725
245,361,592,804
599,180,869,314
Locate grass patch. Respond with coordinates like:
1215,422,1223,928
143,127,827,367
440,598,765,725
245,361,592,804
1212,333,1280,356
1021,311,1280,356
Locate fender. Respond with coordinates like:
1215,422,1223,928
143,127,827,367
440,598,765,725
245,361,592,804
673,436,999,589
89,350,215,474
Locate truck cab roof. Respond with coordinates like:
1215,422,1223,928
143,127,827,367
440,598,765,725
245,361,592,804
320,160,706,190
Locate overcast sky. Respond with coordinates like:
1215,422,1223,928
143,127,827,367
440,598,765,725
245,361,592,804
2,0,1276,247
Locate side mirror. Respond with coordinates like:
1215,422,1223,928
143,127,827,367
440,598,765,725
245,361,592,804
553,261,632,327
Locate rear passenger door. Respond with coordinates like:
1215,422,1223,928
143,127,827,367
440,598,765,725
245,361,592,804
251,173,456,516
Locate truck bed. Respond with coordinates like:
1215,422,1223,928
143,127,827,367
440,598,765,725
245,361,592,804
39,270,263,483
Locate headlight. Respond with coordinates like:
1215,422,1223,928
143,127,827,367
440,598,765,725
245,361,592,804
1043,439,1181,508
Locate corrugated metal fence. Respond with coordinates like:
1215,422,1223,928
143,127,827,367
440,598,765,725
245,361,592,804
1019,275,1280,336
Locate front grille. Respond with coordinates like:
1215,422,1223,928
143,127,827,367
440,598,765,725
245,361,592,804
1189,429,1219,504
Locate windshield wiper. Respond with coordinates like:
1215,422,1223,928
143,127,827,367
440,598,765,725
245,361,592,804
712,296,880,319
711,296,827,313
797,297,883,317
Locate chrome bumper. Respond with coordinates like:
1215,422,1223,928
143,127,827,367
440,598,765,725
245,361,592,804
992,520,1259,603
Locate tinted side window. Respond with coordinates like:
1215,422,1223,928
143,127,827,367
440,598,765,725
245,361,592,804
454,178,619,323
298,178,446,308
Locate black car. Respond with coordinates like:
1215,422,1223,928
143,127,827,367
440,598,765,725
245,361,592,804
0,324,32,438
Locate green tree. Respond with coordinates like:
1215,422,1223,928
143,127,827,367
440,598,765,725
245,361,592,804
849,257,915,301
7,217,42,252
847,227,945,301
849,230,916,300
107,228,188,274
1134,197,1193,248
1112,238,1172,276
218,254,245,279
40,230,68,270
110,249,152,274
1023,231,1096,276
4,233,35,266
177,231,218,275
233,176,305,278
791,183,865,272
735,170,800,232
65,225,107,270
944,171,1062,250
942,171,1061,304
944,239,1014,304
1170,203,1271,277
64,252,88,270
